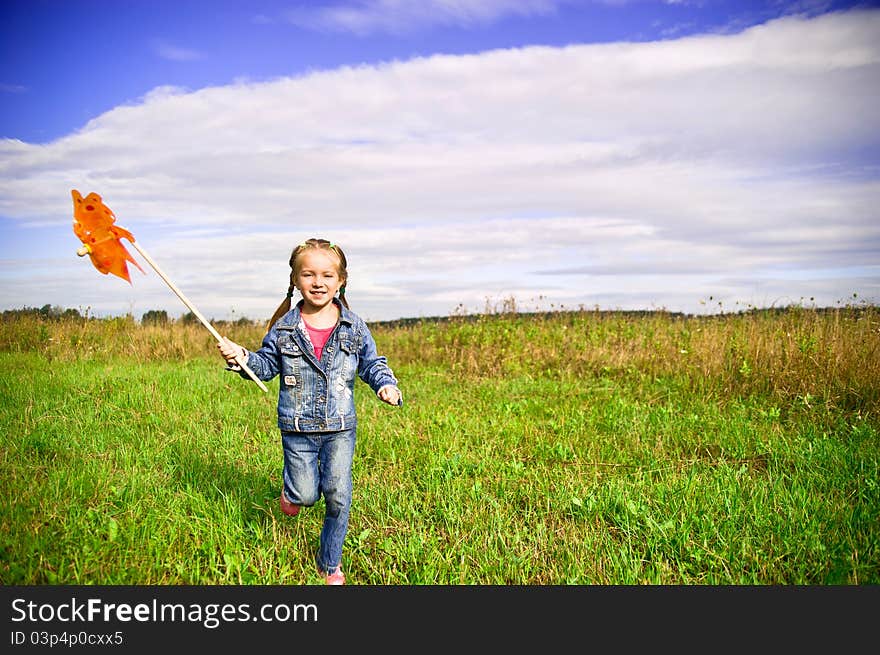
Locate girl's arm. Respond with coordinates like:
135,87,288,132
217,327,282,382
356,323,401,405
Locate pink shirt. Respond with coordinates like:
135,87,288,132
304,321,335,360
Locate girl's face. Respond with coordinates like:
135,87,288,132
294,249,344,311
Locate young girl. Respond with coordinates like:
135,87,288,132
217,238,401,585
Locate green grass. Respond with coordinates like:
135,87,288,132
1,306,878,584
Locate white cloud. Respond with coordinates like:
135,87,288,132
1,9,878,321
0,83,28,94
284,0,562,36
152,39,206,62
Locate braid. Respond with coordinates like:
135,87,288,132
266,274,295,334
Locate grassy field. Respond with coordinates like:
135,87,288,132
1,302,878,584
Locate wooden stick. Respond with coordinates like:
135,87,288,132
128,240,269,393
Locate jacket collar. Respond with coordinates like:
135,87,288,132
276,298,353,329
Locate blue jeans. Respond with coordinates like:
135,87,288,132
281,428,356,574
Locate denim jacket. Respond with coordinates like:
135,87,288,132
237,299,398,432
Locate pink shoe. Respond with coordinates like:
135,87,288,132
322,567,345,585
279,493,301,517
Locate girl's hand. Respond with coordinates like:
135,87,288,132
378,385,402,407
217,337,246,367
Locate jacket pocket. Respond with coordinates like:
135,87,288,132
277,335,304,390
338,338,354,356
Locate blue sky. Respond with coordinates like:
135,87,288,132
1,0,878,322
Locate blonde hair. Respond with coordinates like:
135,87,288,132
266,238,349,332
